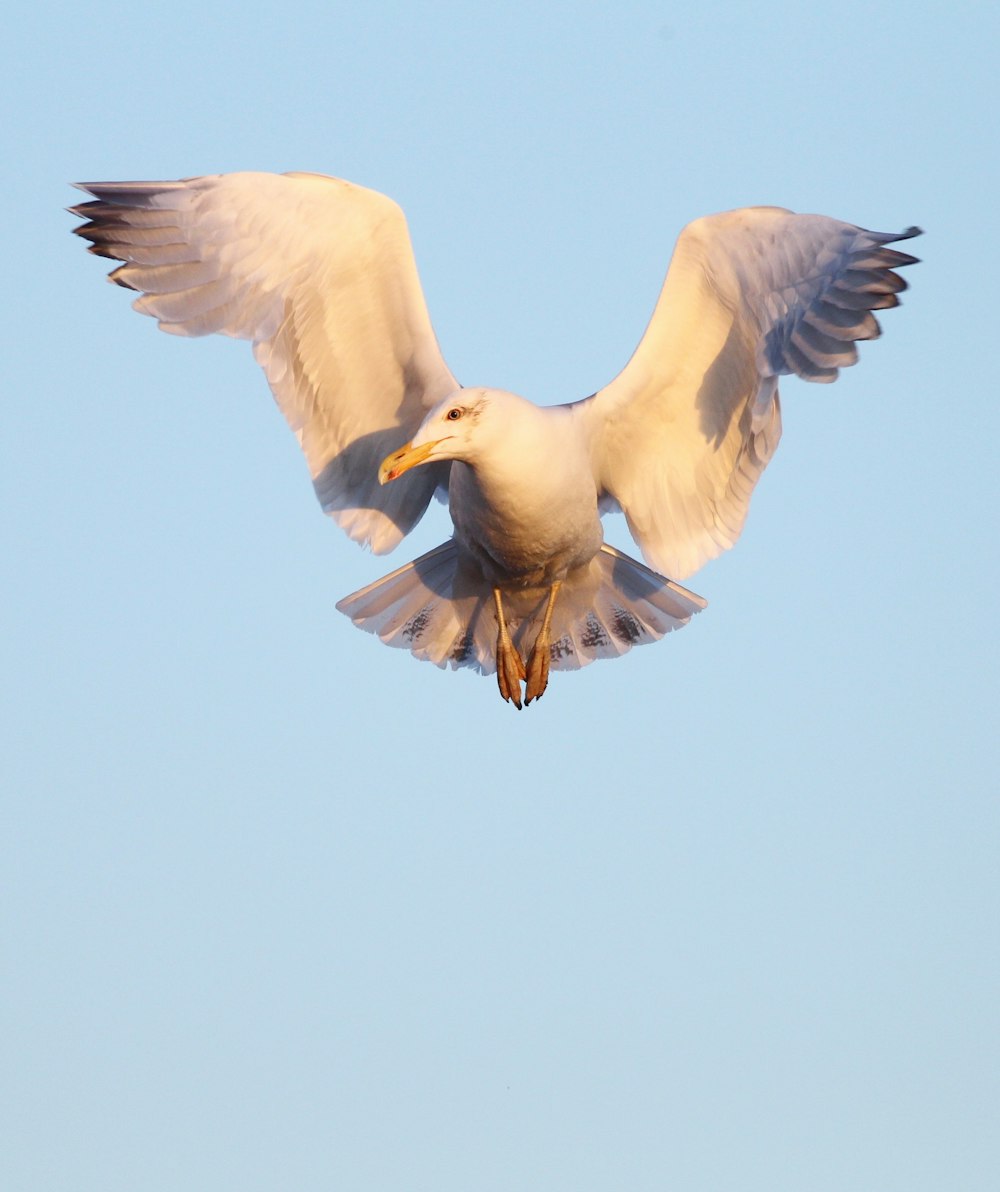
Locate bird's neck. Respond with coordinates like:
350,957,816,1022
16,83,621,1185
466,403,581,512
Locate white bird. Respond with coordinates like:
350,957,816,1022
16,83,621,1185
71,171,919,707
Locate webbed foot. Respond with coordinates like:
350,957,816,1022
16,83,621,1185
524,639,550,704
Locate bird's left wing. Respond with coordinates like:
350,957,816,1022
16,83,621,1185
72,172,459,553
572,207,920,578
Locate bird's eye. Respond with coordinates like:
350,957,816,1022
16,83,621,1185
446,407,463,421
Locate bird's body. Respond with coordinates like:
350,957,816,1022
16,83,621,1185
444,396,602,589
71,171,919,706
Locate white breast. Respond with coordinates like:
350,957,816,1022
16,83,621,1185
448,403,603,588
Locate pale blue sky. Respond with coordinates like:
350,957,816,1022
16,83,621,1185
4,3,998,1190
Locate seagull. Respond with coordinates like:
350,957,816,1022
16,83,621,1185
71,172,919,707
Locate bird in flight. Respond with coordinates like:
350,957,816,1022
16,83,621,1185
71,172,919,707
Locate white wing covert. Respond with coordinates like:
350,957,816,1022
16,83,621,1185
71,172,459,553
574,207,920,579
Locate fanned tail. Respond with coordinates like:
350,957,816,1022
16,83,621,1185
336,541,706,676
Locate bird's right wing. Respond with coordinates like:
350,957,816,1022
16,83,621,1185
72,172,460,553
573,208,920,579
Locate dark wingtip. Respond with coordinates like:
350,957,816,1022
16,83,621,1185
108,264,138,290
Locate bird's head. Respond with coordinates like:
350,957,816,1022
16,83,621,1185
378,388,510,483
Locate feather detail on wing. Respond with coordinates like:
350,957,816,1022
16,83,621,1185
71,172,459,552
573,207,920,579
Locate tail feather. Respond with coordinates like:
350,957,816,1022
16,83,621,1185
336,540,706,676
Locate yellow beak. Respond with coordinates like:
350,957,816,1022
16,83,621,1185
378,439,445,485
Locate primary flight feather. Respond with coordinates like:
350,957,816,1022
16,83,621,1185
71,171,919,707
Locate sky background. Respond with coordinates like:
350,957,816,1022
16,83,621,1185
3,3,998,1190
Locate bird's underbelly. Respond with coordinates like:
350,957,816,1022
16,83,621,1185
449,463,603,590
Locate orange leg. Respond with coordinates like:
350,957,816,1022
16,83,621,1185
525,582,561,705
493,587,526,709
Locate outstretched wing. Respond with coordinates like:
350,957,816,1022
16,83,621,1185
573,207,920,579
71,171,460,553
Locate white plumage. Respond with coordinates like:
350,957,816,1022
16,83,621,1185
72,171,919,706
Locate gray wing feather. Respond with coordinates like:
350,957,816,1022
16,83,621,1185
574,208,920,579
72,172,459,553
